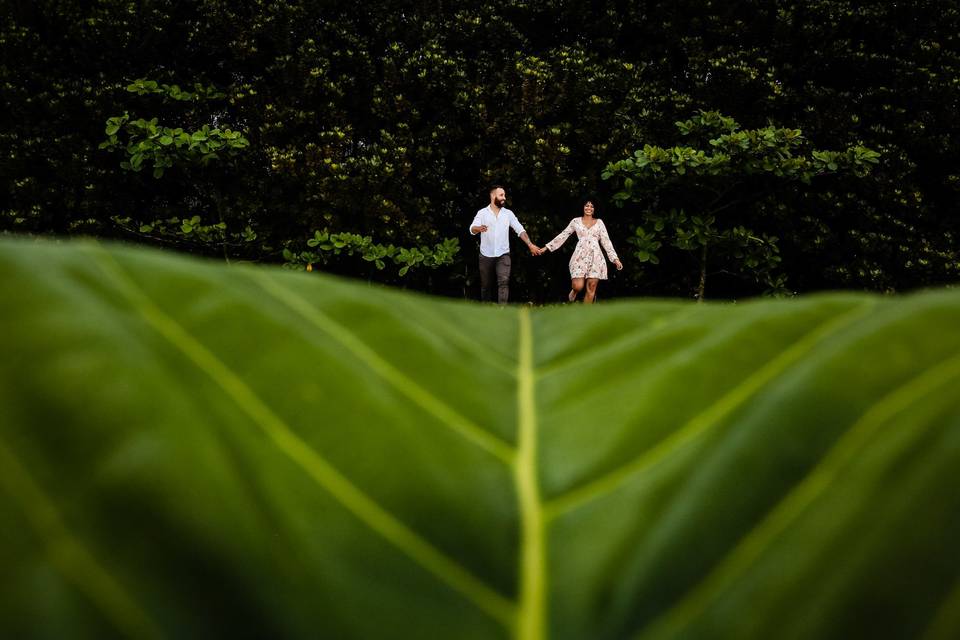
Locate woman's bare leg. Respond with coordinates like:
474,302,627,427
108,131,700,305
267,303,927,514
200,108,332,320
584,278,599,304
569,277,585,302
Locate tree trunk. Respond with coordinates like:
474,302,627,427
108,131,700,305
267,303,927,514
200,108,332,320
697,242,707,302
212,188,231,265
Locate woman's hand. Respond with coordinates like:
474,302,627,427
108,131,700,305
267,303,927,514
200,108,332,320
614,259,623,271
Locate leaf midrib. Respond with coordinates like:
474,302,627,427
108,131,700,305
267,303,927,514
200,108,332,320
516,308,546,640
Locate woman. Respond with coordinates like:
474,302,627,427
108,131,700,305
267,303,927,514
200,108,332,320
538,198,623,303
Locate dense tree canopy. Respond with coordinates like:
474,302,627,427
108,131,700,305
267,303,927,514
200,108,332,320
2,0,958,300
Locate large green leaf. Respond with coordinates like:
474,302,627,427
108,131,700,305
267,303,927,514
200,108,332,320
2,238,960,640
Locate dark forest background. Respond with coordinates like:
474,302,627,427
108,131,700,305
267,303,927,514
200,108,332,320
2,1,958,302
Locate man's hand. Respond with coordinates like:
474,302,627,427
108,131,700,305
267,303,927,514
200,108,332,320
471,224,489,234
529,245,544,256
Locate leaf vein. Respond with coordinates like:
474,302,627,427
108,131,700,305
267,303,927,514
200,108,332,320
0,438,163,640
249,270,516,464
87,246,516,629
922,572,960,640
536,306,704,379
635,346,960,640
544,300,877,519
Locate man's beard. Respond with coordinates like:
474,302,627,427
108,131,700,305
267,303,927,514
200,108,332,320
496,198,506,207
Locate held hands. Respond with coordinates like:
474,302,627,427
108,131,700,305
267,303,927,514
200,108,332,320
529,245,546,256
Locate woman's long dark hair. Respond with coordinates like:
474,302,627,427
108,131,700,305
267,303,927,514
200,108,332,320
582,196,600,219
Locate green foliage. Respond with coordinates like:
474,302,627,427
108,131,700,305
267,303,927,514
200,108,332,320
110,215,261,255
93,75,255,260
2,2,960,299
125,78,227,102
628,227,662,265
99,113,249,178
283,229,460,276
4,239,960,638
604,112,879,299
603,112,880,188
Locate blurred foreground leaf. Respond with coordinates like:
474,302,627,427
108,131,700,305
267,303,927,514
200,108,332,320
1,239,959,639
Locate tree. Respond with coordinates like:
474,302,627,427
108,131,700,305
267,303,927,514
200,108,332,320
603,111,880,299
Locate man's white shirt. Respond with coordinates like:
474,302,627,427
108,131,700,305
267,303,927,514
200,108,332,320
469,206,526,257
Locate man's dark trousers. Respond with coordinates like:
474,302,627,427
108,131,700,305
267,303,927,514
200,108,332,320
479,253,511,304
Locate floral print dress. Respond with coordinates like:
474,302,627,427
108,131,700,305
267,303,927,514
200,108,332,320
545,217,620,279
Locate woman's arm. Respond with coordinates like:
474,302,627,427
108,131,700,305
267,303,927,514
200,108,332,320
599,220,623,269
545,219,577,252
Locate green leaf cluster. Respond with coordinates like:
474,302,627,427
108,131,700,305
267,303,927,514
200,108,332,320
110,215,260,253
99,112,249,178
604,112,880,191
125,77,227,102
603,112,878,299
284,230,460,276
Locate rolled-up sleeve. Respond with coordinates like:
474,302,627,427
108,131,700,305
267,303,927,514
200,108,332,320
509,211,526,236
469,210,483,235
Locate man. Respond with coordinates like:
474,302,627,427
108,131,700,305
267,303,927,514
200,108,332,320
469,184,541,304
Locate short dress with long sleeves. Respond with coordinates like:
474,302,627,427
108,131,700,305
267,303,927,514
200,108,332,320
545,217,620,279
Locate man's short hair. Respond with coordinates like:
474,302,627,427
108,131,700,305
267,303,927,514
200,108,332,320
489,184,506,194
